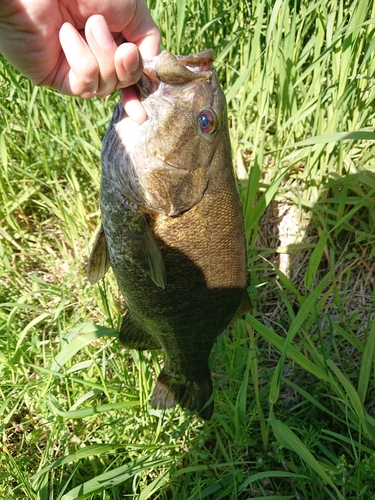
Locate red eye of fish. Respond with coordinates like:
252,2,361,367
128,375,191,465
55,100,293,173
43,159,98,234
198,109,215,134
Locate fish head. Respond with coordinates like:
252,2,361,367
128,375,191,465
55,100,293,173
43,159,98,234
140,49,227,173
103,49,231,216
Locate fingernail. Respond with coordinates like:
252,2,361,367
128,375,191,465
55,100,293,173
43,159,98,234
122,46,142,75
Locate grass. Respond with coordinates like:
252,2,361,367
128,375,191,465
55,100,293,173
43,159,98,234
1,0,375,498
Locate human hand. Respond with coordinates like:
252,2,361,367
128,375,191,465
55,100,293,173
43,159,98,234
0,0,160,123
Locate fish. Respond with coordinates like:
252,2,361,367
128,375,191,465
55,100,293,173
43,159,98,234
87,49,248,419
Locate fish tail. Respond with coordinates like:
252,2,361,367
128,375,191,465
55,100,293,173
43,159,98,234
151,368,214,420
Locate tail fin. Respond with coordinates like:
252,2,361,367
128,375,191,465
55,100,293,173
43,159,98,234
151,368,214,420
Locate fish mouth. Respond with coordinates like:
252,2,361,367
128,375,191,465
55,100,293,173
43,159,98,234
137,49,215,99
174,49,215,78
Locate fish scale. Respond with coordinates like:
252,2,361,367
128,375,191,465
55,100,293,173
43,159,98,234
88,50,248,419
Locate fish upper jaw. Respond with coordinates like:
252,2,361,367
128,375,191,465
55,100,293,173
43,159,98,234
137,50,217,101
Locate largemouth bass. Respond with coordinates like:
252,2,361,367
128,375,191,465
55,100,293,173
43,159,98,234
88,49,248,419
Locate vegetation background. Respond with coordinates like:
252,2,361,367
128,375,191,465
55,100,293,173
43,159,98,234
1,0,375,498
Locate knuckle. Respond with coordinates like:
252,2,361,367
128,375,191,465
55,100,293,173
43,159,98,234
74,60,99,98
82,58,99,82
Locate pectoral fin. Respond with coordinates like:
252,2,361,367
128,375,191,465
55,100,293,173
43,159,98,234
103,179,167,290
125,211,167,290
87,225,111,285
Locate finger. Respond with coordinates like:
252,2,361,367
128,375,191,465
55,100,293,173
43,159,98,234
132,23,160,61
58,22,99,98
119,87,147,125
121,0,161,60
85,15,118,98
114,43,143,88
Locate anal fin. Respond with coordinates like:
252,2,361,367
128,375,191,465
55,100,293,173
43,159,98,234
119,313,160,350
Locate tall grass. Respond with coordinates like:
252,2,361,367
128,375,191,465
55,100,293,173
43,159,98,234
1,0,375,498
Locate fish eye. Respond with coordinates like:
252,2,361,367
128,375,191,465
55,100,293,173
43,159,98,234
198,109,215,134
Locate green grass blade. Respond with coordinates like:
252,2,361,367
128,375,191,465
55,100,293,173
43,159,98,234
304,232,328,289
245,315,331,383
48,395,139,418
270,419,345,500
50,323,117,372
327,359,375,441
60,456,173,500
357,316,375,404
